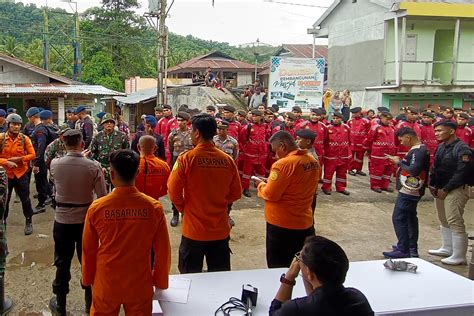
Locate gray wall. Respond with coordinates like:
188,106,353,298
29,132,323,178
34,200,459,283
0,61,50,84
328,39,385,91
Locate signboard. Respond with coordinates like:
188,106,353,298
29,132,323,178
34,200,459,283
268,56,325,112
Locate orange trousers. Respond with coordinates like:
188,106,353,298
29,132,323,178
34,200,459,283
91,298,152,316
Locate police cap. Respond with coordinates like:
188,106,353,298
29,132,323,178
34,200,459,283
217,119,229,129
380,111,393,119
0,109,6,118
377,107,390,112
295,129,316,142
66,108,75,114
96,112,106,119
163,104,172,110
206,105,216,111
145,115,157,128
237,110,247,116
350,107,362,113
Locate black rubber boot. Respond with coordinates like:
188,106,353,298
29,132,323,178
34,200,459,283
49,294,66,316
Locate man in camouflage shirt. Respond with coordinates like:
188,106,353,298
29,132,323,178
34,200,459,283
45,123,70,169
89,113,129,190
168,111,193,227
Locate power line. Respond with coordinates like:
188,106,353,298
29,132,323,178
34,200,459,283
263,0,329,9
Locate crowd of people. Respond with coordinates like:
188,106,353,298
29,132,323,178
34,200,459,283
0,98,471,315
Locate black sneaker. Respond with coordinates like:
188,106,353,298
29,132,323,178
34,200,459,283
24,218,33,236
356,171,367,176
242,189,251,198
33,203,46,215
321,190,331,195
348,170,357,176
44,196,53,205
170,214,179,227
337,190,350,196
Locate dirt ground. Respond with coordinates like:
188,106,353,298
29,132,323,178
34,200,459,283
3,171,473,315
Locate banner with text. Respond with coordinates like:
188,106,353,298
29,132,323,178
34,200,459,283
268,56,325,112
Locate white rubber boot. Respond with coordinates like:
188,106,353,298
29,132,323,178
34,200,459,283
428,226,453,257
441,232,468,265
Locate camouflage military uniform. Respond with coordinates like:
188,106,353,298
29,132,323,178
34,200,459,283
168,128,193,166
89,130,129,185
45,138,67,169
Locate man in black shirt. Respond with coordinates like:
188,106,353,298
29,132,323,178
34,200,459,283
269,236,373,316
383,127,430,259
428,120,472,265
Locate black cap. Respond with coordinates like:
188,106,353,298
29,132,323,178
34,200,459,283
223,105,236,112
380,111,393,119
421,111,436,119
237,110,246,116
295,129,316,141
206,105,216,111
217,119,229,128
163,105,172,110
271,104,279,112
285,112,296,120
458,112,470,120
434,120,457,129
377,107,390,112
292,106,302,113
350,107,362,113
251,109,263,116
177,111,191,120
264,108,275,115
332,111,343,118
63,129,82,137
439,105,453,112
405,106,419,114
154,106,163,112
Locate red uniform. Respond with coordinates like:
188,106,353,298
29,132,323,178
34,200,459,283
239,123,267,190
164,117,178,164
348,116,370,172
419,123,437,167
264,121,276,175
455,125,473,148
272,124,296,139
228,120,241,140
321,123,351,192
364,124,396,190
294,118,306,131
304,121,326,163
395,121,421,159
156,116,172,138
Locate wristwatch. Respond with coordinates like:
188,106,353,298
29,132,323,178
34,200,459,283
280,273,296,286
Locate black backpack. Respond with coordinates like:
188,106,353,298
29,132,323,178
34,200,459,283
44,125,59,145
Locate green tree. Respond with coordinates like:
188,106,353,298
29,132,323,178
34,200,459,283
82,51,123,91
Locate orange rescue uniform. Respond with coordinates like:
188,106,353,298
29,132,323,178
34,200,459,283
167,142,242,241
135,154,170,200
0,132,35,179
82,186,171,315
258,149,320,230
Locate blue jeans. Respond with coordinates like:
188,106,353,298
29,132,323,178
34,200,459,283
392,193,420,253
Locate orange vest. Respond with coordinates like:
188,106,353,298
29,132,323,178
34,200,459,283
136,154,170,200
0,132,35,179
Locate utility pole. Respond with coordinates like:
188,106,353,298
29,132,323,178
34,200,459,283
71,1,81,81
43,7,49,70
146,0,171,108
157,0,167,107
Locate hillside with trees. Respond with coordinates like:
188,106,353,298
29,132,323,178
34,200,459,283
0,1,274,91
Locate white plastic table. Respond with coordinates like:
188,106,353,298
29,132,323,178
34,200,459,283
154,258,474,315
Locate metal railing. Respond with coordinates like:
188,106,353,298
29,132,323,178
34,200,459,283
384,60,474,85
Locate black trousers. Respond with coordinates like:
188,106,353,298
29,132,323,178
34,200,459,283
34,162,52,204
5,173,33,220
178,236,231,274
52,221,85,295
266,223,315,268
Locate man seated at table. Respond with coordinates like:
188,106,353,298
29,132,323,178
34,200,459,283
269,235,374,316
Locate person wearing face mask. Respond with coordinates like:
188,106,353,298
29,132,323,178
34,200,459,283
255,131,320,268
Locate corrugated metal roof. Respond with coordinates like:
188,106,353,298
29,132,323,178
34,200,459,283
168,51,258,74
0,84,125,96
114,87,157,104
